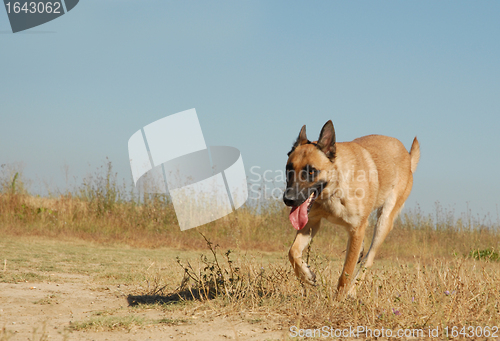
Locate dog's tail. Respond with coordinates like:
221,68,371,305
409,137,420,173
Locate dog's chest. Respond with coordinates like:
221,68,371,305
316,196,362,228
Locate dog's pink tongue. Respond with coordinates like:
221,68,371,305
289,200,309,230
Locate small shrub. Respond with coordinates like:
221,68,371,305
469,248,499,261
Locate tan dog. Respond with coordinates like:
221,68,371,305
283,120,420,297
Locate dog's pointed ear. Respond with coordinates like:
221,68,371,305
317,120,336,160
296,125,308,145
287,125,308,156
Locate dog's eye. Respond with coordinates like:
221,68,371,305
303,165,318,182
308,171,316,180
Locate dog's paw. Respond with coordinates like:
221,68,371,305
300,266,317,286
346,284,357,298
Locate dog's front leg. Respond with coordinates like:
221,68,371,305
289,217,321,285
337,218,368,298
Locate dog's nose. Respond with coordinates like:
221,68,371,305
283,190,296,206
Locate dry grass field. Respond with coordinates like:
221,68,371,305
1,165,500,340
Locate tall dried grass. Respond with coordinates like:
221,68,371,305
1,162,499,259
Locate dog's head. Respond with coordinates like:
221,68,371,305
283,120,336,230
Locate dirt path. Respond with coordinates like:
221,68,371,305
0,273,286,341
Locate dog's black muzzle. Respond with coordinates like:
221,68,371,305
283,181,327,207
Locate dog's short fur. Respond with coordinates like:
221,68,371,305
283,120,420,297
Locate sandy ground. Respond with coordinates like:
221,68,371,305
0,273,287,341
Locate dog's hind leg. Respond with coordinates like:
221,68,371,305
289,217,321,286
362,177,413,270
361,195,398,271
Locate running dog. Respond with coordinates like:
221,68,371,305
283,120,420,297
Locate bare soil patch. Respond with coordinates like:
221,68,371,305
0,273,286,341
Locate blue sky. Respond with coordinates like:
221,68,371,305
1,1,499,218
